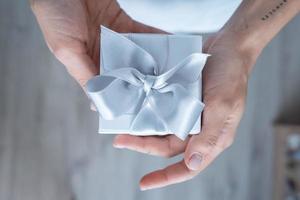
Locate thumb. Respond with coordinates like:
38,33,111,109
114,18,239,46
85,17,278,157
54,49,98,90
184,104,237,171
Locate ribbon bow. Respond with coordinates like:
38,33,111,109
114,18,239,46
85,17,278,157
87,26,209,140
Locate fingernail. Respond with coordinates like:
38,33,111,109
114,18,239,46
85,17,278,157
90,102,97,111
140,186,147,191
113,144,124,149
113,140,124,149
140,180,152,191
140,185,153,191
113,142,124,149
188,153,203,170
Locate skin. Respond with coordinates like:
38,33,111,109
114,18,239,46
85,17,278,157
31,0,300,191
30,0,163,91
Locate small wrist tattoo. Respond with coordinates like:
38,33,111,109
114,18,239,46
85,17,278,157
261,0,288,21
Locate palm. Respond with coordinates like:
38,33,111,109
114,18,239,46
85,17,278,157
113,35,251,190
200,39,249,140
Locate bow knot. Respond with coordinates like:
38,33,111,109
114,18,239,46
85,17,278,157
142,75,168,95
142,75,156,95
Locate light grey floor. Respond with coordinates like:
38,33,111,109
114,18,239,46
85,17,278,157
0,1,300,200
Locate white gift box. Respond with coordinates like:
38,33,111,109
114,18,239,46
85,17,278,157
87,27,207,139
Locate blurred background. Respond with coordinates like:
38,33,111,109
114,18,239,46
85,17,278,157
0,0,300,200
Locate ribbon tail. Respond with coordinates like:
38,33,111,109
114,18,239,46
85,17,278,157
130,96,167,134
156,53,210,87
149,84,205,140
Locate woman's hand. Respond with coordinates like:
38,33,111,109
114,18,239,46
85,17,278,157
30,0,162,92
113,0,300,189
113,31,259,190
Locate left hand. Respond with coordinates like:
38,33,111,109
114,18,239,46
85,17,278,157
30,0,163,94
113,31,258,190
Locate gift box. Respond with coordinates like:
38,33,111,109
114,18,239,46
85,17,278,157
87,26,209,140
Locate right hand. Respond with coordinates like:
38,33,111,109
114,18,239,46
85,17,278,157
113,31,259,190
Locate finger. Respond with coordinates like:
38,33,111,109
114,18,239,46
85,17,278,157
113,134,188,157
30,1,98,90
55,50,98,90
140,160,197,190
184,103,239,172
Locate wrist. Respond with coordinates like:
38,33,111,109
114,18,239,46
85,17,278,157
206,28,260,74
211,0,300,72
219,0,300,55
219,26,262,59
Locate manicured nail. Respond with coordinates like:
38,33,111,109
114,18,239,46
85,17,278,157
113,141,124,148
140,186,147,191
113,144,124,149
188,153,203,170
90,102,97,111
140,185,153,191
113,140,124,148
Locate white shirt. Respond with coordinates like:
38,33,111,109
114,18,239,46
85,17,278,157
118,0,242,33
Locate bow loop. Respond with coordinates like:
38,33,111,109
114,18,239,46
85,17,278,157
101,26,158,75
